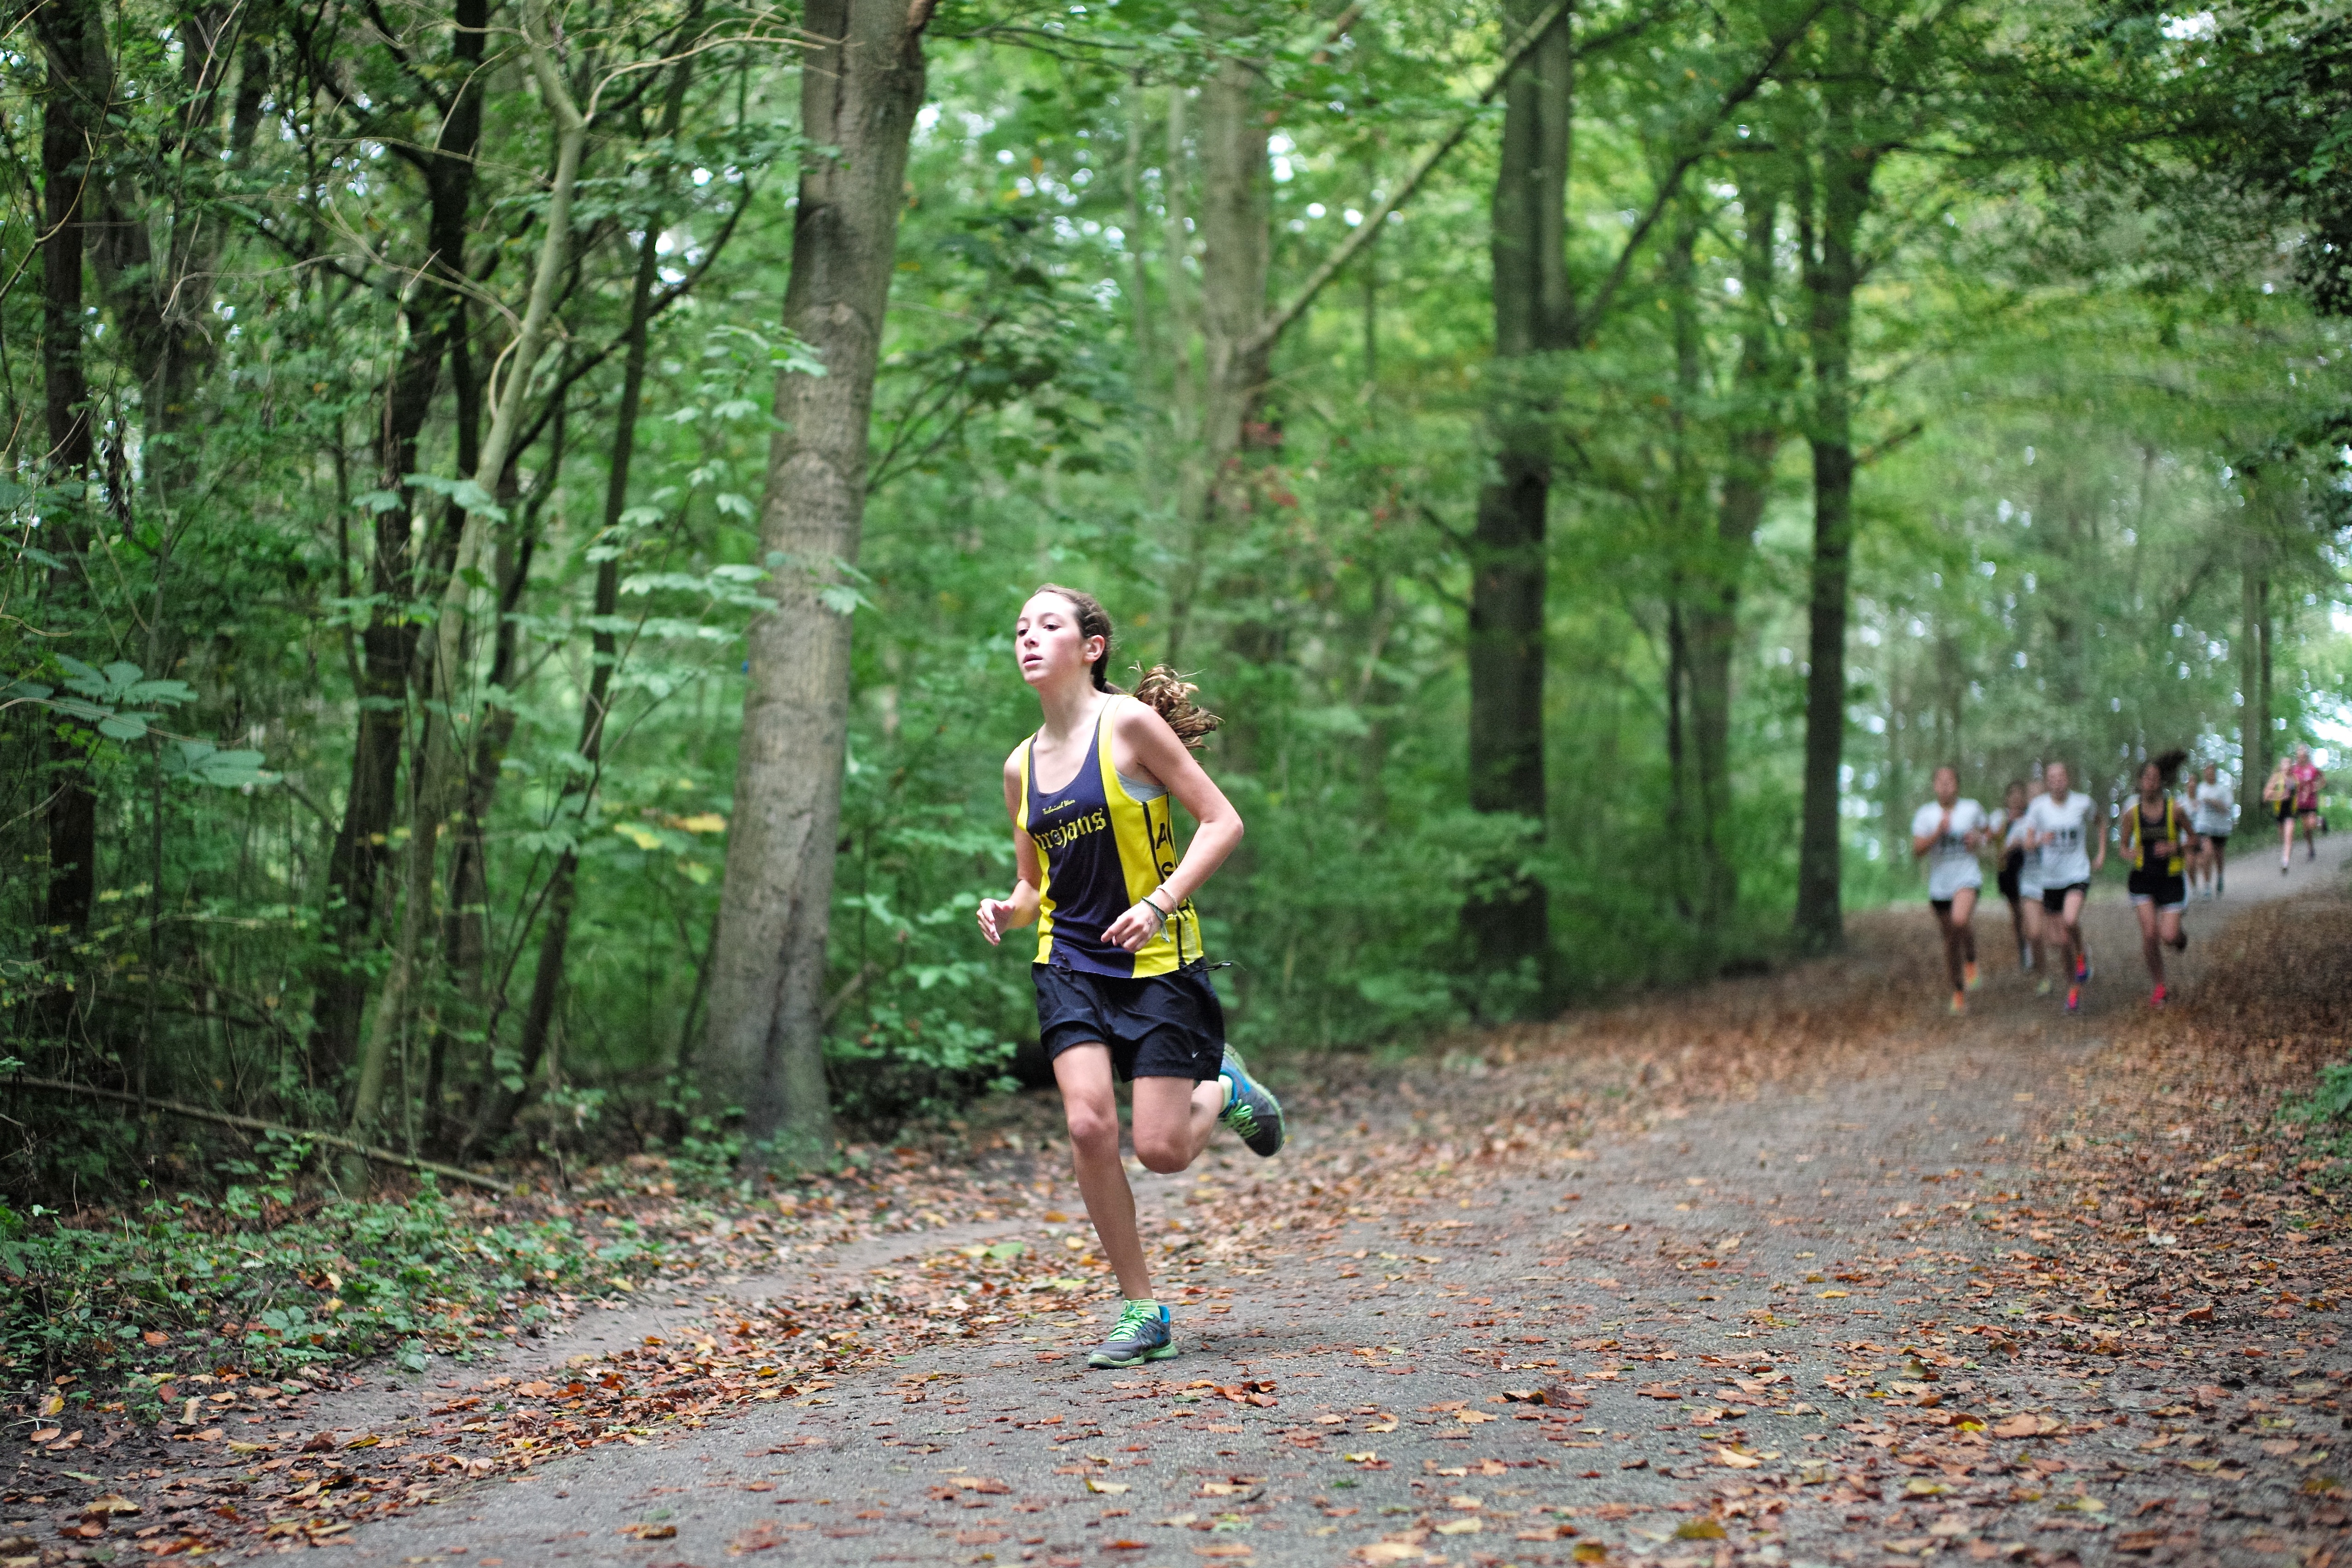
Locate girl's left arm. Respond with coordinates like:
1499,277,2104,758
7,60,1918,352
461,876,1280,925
1100,700,1245,952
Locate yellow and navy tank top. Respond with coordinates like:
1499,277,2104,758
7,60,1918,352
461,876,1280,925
1019,707,1200,978
2125,797,2184,874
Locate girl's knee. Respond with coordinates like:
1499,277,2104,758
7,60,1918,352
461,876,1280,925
1064,1104,1121,1158
1133,1139,1191,1175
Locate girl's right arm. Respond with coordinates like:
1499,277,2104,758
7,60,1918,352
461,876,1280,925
978,749,1043,946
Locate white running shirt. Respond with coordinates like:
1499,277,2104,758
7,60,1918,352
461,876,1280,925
1911,798,1986,900
2192,779,2234,836
2025,790,2098,888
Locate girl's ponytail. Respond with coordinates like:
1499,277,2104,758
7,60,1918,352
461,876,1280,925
1032,583,1223,750
1131,664,1222,751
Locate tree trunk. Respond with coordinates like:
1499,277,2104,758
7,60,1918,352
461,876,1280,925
1662,205,1701,927
1791,38,1877,954
1462,0,1572,1003
35,0,110,945
2242,567,2271,784
306,0,491,1091
466,33,700,1158
347,0,588,1150
703,0,933,1168
1685,170,1784,939
1164,51,1273,663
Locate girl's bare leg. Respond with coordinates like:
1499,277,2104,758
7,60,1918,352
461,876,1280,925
1952,887,1978,969
1129,1074,1222,1176
2136,900,2163,987
1932,905,1962,992
1053,1045,1153,1300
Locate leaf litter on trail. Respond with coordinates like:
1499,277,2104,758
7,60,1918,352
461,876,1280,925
17,897,2351,1562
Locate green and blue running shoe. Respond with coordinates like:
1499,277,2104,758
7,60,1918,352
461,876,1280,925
1088,1299,1176,1369
1217,1045,1286,1158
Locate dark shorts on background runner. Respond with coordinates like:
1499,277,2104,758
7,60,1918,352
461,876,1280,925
2202,832,2229,847
2127,866,2187,909
1034,963,1225,1083
2041,882,2090,914
1997,849,2023,902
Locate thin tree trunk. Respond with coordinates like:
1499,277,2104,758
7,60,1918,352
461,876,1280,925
1462,0,1572,1004
704,0,935,1168
306,0,491,1090
1164,51,1272,663
35,0,110,947
467,33,702,1159
1663,205,1700,928
348,0,589,1147
1686,171,1785,938
1791,32,1877,954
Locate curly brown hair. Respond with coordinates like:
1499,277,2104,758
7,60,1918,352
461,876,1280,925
1031,584,1223,750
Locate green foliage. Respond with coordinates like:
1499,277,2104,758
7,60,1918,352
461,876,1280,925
1,0,2348,1205
0,1183,655,1395
2285,1061,2352,1187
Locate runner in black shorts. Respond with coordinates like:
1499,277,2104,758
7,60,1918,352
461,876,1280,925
1990,779,2032,970
2122,751,2191,1009
977,586,1286,1370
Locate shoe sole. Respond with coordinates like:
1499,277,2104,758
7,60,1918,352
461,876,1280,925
1088,1343,1180,1369
1219,1046,1287,1158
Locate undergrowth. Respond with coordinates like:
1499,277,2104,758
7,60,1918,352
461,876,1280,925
0,1176,659,1415
2287,1059,2352,1185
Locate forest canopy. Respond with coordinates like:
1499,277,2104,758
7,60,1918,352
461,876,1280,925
4,0,2349,1189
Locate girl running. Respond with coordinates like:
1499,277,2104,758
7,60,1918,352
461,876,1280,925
2190,762,2233,899
2017,768,2054,993
1910,766,1987,1014
976,586,1285,1371
2023,760,2103,1013
2123,751,2192,1008
2290,744,2326,866
2267,757,2295,873
1990,779,2033,971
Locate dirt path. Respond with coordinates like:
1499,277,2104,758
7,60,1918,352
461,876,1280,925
12,851,2348,1568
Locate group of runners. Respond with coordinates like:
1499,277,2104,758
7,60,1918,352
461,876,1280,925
1912,744,2328,1018
971,582,2335,1371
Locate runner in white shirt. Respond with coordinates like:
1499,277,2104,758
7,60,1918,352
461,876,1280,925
1988,779,2035,974
2016,769,2054,991
1910,767,1988,1015
2022,760,2104,1013
2190,763,2234,900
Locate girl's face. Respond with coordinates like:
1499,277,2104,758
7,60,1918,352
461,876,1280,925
2140,763,2163,797
2005,784,2027,815
2045,763,2071,798
1933,767,1959,806
1015,593,1103,691
2203,765,2217,783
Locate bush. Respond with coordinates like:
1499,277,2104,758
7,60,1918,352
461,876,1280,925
0,1182,656,1403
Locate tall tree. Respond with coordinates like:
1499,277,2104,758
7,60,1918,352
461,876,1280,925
1683,159,1789,939
33,0,110,946
1790,2,1880,952
1463,0,1574,997
302,0,493,1090
703,0,938,1166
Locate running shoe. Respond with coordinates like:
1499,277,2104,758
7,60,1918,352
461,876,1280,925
1964,961,1981,992
2075,954,2092,983
1087,1300,1176,1368
2035,976,2053,997
1217,1045,1287,1158
1949,992,1967,1016
2150,985,2167,1010
2066,985,2081,1013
